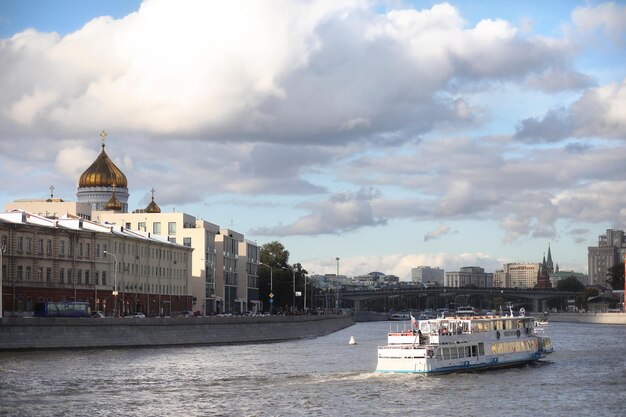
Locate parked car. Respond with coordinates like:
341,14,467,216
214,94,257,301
91,311,106,318
125,312,146,318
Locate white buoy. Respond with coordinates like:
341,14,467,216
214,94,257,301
348,336,357,345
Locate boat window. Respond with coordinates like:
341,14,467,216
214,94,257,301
495,320,503,330
478,343,485,356
442,348,450,360
471,345,477,357
450,347,458,359
465,346,472,357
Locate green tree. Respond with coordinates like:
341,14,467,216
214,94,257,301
556,276,585,292
258,241,309,313
576,287,599,311
606,262,625,289
260,241,290,268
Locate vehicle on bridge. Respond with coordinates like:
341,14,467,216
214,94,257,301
34,301,91,318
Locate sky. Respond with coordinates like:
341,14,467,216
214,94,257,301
1,0,625,280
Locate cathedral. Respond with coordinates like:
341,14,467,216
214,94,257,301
76,130,130,213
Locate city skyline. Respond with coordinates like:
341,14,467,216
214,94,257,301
1,1,625,279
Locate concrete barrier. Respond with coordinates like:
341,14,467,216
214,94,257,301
547,312,626,325
0,314,354,350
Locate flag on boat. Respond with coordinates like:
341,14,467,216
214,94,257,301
410,313,417,328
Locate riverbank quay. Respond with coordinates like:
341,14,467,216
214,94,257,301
353,311,388,322
0,314,353,351
548,312,626,325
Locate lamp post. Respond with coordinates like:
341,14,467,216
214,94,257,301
206,259,216,316
283,265,296,313
103,251,118,317
259,263,273,315
0,244,5,318
336,257,340,311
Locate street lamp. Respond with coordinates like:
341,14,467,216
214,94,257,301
103,251,118,317
0,244,5,318
259,262,273,314
205,259,216,316
283,265,296,313
336,257,340,311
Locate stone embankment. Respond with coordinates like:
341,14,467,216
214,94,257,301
0,314,354,351
547,312,626,325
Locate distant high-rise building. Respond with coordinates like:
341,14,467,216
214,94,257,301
588,229,626,286
411,266,444,286
504,263,540,288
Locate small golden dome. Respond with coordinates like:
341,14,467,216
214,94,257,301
145,198,161,213
78,135,128,188
105,193,123,211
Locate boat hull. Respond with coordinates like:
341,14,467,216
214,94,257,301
376,351,547,374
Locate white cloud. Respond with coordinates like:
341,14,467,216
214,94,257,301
303,251,504,280
424,224,451,242
251,188,387,236
571,2,626,46
55,145,97,179
0,0,581,143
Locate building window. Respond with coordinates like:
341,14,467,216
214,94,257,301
138,222,146,231
125,222,131,229
38,267,43,281
85,270,89,285
39,239,44,255
86,243,91,258
46,267,52,283
17,237,23,253
153,222,161,235
25,266,31,281
77,270,82,285
60,268,65,284
46,240,52,256
60,240,65,256
168,222,176,236
79,242,84,257
183,237,191,248
95,271,99,285
168,237,176,244
102,271,107,286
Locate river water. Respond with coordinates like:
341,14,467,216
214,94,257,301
0,321,624,417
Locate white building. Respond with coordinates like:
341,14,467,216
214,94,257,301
411,266,444,286
445,267,493,288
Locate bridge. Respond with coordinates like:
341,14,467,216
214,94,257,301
314,287,580,313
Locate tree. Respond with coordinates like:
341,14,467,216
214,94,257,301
606,262,625,289
259,241,310,313
260,241,289,268
556,276,585,292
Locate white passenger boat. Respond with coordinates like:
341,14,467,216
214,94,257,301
376,313,554,374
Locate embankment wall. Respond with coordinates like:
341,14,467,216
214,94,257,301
547,312,626,325
0,314,354,350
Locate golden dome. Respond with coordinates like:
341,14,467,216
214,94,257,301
78,138,128,188
145,198,161,213
105,193,123,211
